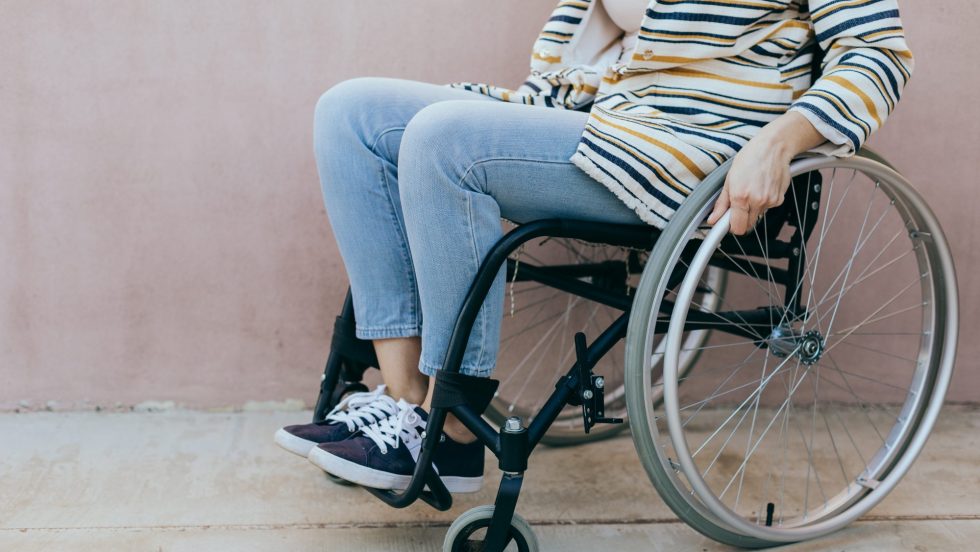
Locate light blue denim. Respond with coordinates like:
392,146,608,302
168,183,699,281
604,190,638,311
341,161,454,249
313,77,642,377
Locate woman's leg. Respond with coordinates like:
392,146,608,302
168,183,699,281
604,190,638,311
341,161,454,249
313,77,492,404
397,100,643,437
308,99,645,490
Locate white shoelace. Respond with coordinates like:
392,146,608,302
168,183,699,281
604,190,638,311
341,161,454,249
360,399,425,460
325,385,400,432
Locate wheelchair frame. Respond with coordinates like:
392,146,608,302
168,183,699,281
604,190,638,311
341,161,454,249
302,27,956,540
312,169,826,551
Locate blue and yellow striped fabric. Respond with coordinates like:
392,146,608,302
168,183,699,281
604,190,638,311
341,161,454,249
449,0,914,227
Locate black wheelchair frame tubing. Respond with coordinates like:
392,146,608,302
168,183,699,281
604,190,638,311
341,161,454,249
364,220,654,507
335,197,823,550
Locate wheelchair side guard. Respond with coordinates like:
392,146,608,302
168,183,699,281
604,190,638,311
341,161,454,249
782,170,823,320
711,168,824,329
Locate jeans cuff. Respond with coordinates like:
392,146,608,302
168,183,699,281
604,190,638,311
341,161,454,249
418,358,494,378
354,324,421,340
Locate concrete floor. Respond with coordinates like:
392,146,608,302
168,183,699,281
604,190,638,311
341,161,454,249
2,406,978,551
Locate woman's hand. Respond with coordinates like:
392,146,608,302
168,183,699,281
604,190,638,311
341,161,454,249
707,135,792,235
707,110,826,235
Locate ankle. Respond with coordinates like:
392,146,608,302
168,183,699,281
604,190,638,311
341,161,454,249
384,383,427,406
442,415,477,444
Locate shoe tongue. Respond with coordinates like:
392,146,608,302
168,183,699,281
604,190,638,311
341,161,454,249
375,393,398,411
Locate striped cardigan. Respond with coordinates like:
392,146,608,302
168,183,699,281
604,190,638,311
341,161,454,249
450,0,914,227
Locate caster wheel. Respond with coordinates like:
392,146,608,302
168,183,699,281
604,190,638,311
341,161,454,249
443,505,538,552
324,472,354,486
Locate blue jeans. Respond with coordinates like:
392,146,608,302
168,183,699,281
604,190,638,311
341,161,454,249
314,77,642,377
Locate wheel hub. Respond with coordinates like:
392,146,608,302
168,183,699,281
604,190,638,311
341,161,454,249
798,330,825,365
767,326,824,365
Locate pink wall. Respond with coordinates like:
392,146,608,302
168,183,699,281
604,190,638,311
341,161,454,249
2,1,978,410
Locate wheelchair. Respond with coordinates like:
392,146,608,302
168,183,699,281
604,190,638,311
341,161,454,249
311,149,958,550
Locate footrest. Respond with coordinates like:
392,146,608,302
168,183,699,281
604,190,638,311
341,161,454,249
364,463,453,511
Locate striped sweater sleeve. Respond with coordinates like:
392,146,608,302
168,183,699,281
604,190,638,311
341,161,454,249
790,0,914,156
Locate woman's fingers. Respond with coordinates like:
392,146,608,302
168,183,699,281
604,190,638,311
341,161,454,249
711,158,783,234
707,187,730,225
729,203,750,235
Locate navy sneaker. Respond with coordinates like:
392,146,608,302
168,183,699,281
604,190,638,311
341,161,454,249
307,400,484,493
274,385,399,457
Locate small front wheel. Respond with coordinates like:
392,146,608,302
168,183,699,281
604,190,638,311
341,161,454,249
443,505,538,552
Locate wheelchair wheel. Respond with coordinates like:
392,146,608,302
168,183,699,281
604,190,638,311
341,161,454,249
487,233,724,446
443,505,538,552
625,153,958,546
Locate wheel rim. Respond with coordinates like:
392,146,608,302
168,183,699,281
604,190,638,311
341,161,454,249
446,506,535,552
490,234,723,440
646,156,957,542
455,522,527,552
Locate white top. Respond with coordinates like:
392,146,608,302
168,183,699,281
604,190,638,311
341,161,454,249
572,0,648,68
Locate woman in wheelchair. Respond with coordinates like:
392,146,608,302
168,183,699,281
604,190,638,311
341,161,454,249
274,1,954,549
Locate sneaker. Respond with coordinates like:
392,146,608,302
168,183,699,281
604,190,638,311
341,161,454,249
274,384,399,457
307,400,484,493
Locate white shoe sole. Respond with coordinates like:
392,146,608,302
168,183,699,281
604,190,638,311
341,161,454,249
307,446,483,494
274,428,317,457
